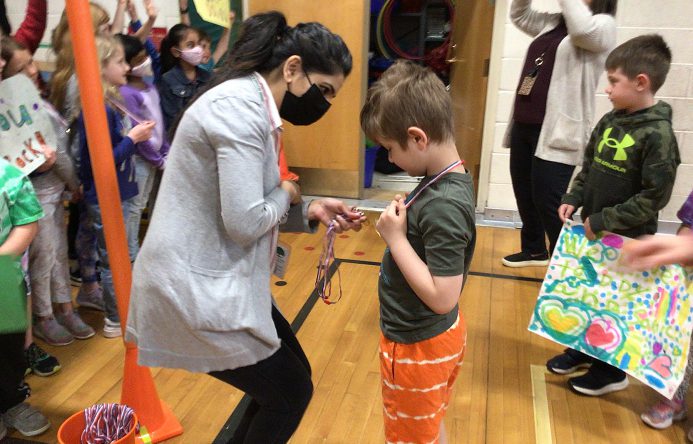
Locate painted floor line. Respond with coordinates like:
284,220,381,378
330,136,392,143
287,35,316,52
531,364,553,444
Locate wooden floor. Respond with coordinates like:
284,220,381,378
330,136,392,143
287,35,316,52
8,224,691,443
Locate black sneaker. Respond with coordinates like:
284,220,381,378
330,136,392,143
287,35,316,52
502,251,549,268
546,349,592,375
569,369,628,396
24,343,61,377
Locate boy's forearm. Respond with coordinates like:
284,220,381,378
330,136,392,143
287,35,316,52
0,223,38,256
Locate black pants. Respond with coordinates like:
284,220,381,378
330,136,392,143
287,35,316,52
509,122,575,255
0,332,30,413
209,305,313,444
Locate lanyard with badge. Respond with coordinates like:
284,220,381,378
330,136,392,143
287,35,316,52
254,73,294,280
517,51,545,96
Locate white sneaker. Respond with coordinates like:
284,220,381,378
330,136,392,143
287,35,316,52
103,318,122,338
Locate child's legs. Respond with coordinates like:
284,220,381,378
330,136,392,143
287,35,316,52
50,199,73,310
29,196,63,318
87,204,118,322
380,313,467,444
87,200,135,322
0,332,30,413
76,202,99,284
126,157,156,261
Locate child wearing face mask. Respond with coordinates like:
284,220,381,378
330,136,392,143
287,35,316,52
158,23,210,132
77,35,155,338
116,34,169,259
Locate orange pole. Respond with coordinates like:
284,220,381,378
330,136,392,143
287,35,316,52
65,1,182,441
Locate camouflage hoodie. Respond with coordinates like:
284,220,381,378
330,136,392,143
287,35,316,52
562,101,680,238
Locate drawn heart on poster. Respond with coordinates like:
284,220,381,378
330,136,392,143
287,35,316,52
585,318,622,352
648,355,673,379
537,298,589,341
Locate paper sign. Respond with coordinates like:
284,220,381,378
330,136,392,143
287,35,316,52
193,0,231,28
529,220,693,398
0,75,55,175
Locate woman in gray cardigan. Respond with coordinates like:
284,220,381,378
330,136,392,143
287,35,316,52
502,0,617,267
125,12,363,443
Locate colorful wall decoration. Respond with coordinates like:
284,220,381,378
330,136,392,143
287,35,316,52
529,220,693,398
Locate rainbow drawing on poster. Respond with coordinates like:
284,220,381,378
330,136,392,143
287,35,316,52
528,220,693,398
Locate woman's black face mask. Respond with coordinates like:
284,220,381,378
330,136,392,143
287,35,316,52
279,72,331,126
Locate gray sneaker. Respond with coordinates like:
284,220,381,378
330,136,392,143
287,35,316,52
76,286,106,311
33,317,75,346
56,311,95,339
2,402,50,437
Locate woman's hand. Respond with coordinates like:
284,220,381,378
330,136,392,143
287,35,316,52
376,196,407,245
280,180,301,204
127,121,155,144
308,198,365,233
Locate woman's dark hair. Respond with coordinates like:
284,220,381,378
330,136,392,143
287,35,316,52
115,33,144,65
588,0,617,16
1,35,25,79
171,11,352,136
160,23,196,74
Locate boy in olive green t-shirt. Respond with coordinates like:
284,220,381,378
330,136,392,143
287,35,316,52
360,60,476,444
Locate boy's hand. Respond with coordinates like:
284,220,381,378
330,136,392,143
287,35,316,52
558,204,575,223
126,1,138,20
584,217,597,240
144,0,158,20
376,196,407,244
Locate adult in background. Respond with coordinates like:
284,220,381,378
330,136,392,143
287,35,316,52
126,11,364,443
502,0,617,267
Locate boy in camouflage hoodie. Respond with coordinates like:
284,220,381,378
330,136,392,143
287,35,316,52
545,34,681,396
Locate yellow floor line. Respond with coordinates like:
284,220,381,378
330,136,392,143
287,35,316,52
531,364,553,444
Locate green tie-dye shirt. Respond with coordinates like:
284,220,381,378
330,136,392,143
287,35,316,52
0,158,44,247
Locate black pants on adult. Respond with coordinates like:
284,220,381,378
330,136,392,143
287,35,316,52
509,122,576,255
209,305,313,444
0,332,30,413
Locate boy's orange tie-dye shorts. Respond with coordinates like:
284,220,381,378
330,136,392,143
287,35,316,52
379,313,466,444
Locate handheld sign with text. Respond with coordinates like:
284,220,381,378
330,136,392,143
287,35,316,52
0,75,55,175
193,0,231,28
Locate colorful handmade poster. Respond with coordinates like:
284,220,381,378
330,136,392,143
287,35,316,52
193,0,231,28
0,75,55,175
529,220,693,398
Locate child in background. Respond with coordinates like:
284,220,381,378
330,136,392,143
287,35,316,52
77,35,154,338
360,60,476,444
126,0,162,83
197,11,234,72
625,188,693,431
1,36,95,348
158,23,210,132
116,33,168,259
546,35,680,396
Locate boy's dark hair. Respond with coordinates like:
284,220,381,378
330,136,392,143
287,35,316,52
360,60,454,147
1,36,25,79
606,34,672,93
115,33,144,65
588,0,617,16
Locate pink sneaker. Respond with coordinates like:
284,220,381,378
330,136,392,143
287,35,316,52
641,399,686,429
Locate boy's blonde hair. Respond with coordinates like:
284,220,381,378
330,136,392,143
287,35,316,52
360,60,454,147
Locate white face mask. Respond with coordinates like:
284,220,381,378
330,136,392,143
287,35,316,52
130,57,153,78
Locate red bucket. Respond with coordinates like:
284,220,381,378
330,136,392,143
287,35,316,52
58,410,137,444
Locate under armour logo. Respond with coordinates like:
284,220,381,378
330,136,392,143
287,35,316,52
597,127,635,161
